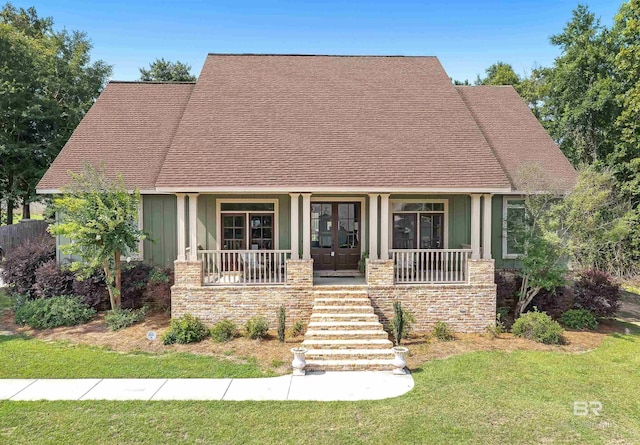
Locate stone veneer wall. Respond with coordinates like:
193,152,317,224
171,259,316,327
171,258,496,333
366,258,496,333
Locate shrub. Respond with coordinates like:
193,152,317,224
530,285,574,320
14,295,96,330
0,236,55,297
486,313,506,339
33,260,75,299
287,320,306,338
245,316,269,339
512,310,565,344
104,307,147,331
390,301,415,346
162,314,209,345
277,305,286,342
210,319,238,342
574,270,620,317
72,270,109,310
560,309,599,330
432,321,455,341
143,267,173,312
121,262,153,309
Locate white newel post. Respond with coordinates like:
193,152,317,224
187,193,199,261
368,194,379,260
176,193,186,261
470,193,481,260
482,194,493,260
290,193,300,260
379,193,390,260
302,193,311,260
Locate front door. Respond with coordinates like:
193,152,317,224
310,202,361,270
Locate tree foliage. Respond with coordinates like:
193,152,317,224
0,3,111,224
475,61,521,87
139,58,196,81
48,165,145,310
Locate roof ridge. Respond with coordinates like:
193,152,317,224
206,53,437,58
455,86,516,189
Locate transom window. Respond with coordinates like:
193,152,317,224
392,201,446,249
220,201,276,250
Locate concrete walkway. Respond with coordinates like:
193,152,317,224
0,371,414,401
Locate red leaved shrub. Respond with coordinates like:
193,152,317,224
0,236,55,297
573,269,620,317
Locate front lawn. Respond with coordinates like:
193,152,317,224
0,335,272,379
1,325,639,444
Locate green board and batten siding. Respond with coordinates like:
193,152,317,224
142,195,177,267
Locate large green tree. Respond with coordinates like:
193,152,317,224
475,61,521,87
0,3,111,225
139,58,196,81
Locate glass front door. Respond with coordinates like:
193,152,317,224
310,202,361,270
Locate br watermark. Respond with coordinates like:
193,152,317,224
573,401,602,416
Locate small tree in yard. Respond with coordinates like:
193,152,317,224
49,165,145,310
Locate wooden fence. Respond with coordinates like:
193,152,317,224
0,220,51,259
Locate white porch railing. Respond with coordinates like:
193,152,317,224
198,250,291,285
390,249,472,284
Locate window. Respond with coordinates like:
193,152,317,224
219,200,277,250
503,197,526,258
391,200,446,249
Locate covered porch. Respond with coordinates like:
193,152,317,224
173,192,495,287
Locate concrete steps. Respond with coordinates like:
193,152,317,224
302,290,394,372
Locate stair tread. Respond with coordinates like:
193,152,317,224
314,298,371,302
308,321,381,326
305,329,387,335
311,313,377,318
306,349,394,355
312,290,369,294
306,359,395,365
303,339,391,344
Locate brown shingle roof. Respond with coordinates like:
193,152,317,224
154,55,511,191
37,82,194,191
38,55,576,193
456,85,577,192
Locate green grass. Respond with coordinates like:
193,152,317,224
1,326,640,444
0,288,11,312
0,335,273,379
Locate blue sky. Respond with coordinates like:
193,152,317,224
14,0,621,82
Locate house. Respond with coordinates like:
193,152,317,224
38,55,576,369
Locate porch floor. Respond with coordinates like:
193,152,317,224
313,276,366,286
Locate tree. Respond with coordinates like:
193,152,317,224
0,4,111,225
49,165,145,310
475,61,521,87
139,58,196,81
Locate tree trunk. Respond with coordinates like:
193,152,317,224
103,258,116,310
114,250,122,308
22,196,30,219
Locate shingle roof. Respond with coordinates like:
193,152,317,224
38,55,576,193
37,82,194,191
154,55,510,191
456,85,577,192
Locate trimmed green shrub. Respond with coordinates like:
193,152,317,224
390,301,415,346
104,307,147,331
210,319,237,342
433,321,455,341
277,305,286,342
14,295,96,330
162,314,209,345
560,309,599,330
287,320,306,338
245,316,269,339
512,310,565,344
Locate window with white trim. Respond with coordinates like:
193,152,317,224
220,202,276,250
502,197,526,258
391,202,445,249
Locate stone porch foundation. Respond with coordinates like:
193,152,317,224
171,258,496,333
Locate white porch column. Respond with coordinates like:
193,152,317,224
482,194,493,259
368,194,379,260
290,193,300,260
301,193,312,260
187,193,199,260
379,194,390,260
176,193,186,261
470,193,481,260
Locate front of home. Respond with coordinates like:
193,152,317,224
37,55,577,343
